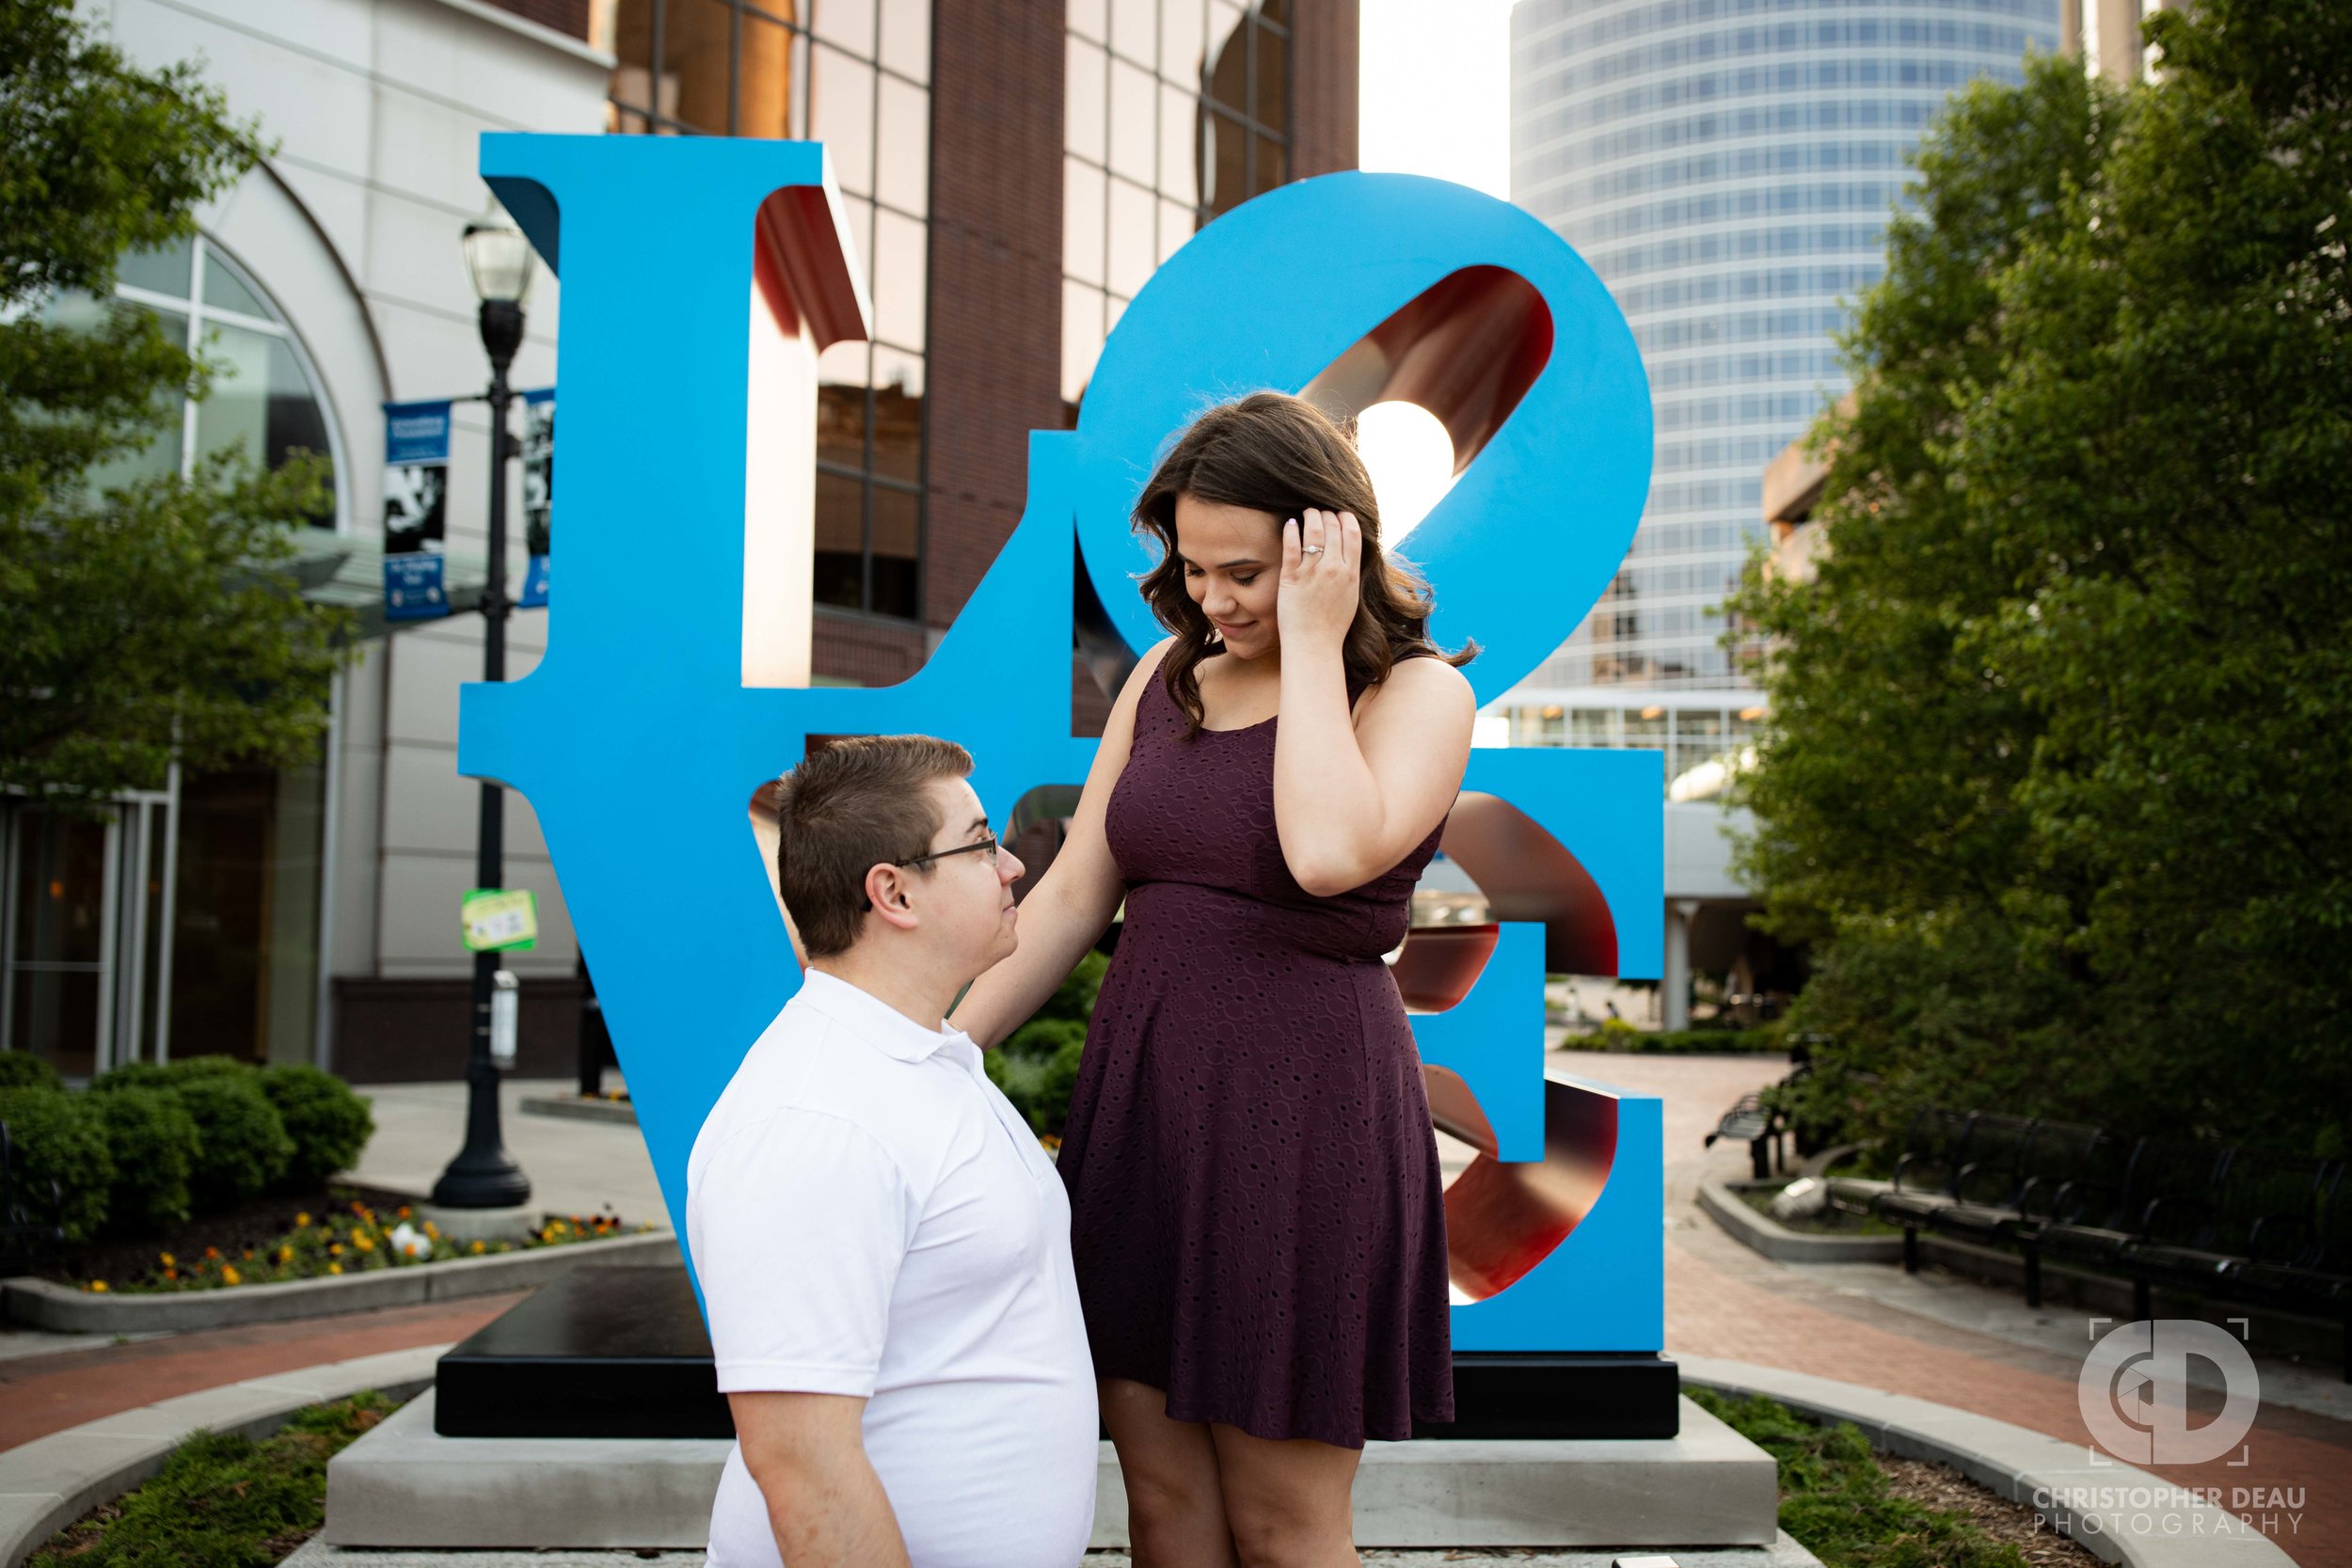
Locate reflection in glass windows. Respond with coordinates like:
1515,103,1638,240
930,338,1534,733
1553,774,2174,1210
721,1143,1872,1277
1509,0,2057,697
1062,0,1289,419
44,232,339,520
598,0,932,621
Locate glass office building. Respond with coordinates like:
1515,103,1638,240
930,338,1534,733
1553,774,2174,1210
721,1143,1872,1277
1504,0,2061,788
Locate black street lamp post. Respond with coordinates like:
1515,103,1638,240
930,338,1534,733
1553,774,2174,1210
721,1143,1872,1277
431,215,536,1212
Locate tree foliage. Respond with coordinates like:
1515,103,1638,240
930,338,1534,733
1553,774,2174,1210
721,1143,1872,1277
1730,0,2351,1157
0,0,352,805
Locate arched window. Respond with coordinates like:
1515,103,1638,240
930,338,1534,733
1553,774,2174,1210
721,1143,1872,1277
49,233,342,526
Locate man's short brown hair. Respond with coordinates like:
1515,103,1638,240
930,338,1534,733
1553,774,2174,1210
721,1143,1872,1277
768,735,974,958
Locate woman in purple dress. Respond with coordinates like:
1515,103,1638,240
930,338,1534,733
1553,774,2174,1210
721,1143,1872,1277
954,391,1477,1566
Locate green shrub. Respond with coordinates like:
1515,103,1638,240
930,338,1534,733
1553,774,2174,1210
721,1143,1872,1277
1027,949,1107,1028
988,1017,1089,1135
0,1086,112,1243
0,1052,63,1091
171,1071,294,1208
87,1085,199,1233
975,952,1104,1137
163,1053,255,1081
259,1064,373,1187
88,1060,175,1093
1563,1024,1788,1054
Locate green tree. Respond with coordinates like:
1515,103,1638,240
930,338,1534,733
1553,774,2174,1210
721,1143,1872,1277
0,0,352,807
1731,0,2351,1157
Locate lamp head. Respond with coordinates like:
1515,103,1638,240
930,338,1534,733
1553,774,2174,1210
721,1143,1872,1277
462,215,535,308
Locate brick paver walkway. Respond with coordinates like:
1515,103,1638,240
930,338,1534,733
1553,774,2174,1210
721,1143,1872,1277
0,1291,524,1451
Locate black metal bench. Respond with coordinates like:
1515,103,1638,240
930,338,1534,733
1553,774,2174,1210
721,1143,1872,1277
2214,1158,2349,1382
1836,1106,1975,1263
1925,1117,2108,1306
1704,1090,1783,1180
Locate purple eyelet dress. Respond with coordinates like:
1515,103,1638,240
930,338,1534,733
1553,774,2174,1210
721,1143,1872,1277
1054,656,1455,1448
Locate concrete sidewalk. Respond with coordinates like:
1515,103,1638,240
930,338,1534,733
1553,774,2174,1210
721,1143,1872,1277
350,1078,667,1225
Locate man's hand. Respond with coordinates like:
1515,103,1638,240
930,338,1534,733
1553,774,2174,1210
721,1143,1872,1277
729,1391,912,1568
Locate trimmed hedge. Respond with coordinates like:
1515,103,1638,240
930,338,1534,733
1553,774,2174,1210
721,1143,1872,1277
0,1050,63,1091
3,1056,376,1243
88,1085,199,1232
0,1086,112,1243
172,1070,294,1208
260,1064,374,1188
1562,1022,1791,1054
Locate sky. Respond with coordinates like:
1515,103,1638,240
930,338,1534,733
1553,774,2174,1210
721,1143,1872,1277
1358,0,1517,200
1346,0,1518,556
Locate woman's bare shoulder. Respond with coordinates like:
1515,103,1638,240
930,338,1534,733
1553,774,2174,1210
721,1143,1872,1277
1359,649,1472,714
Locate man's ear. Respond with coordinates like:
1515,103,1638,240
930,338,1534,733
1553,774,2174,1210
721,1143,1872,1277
862,863,920,929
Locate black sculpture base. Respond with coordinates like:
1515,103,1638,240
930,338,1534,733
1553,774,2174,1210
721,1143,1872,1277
436,1265,1680,1441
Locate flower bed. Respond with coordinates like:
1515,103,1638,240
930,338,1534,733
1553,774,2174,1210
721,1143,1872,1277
83,1198,650,1295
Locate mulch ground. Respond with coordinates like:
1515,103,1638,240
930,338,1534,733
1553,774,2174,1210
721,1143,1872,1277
1882,1453,2105,1565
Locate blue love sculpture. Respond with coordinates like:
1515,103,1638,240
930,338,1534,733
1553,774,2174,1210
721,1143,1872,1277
461,133,1662,1355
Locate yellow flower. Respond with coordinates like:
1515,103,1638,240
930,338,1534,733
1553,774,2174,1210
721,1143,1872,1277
88,1280,108,1292
469,1240,485,1254
159,1251,175,1268
421,1222,438,1240
354,1233,375,1253
295,1212,311,1227
221,1265,241,1286
329,1243,343,1257
278,1245,294,1264
327,1262,342,1275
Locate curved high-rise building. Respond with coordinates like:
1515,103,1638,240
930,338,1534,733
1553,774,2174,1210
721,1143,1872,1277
1504,0,2062,788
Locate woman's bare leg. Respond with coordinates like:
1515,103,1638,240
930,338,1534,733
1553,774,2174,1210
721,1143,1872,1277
1100,1379,1238,1568
1209,1423,1363,1568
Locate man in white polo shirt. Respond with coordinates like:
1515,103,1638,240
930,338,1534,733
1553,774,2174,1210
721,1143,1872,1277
688,735,1097,1568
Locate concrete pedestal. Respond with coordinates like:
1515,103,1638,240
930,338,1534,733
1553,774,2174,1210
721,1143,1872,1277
326,1390,1779,1551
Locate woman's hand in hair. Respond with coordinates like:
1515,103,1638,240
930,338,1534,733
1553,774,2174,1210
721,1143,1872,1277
1275,507,1362,656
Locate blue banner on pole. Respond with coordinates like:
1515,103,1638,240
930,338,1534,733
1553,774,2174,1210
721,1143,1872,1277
383,400,452,621
519,387,553,608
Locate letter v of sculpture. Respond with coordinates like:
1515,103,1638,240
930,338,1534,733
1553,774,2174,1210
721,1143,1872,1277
461,134,1664,1371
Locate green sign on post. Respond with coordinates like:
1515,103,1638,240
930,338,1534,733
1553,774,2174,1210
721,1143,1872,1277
461,888,539,953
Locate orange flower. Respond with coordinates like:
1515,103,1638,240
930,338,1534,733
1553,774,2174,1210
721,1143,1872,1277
204,1246,221,1259
163,1267,177,1280
397,1205,412,1218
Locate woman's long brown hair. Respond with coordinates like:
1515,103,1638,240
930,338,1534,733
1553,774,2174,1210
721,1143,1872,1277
1132,390,1479,739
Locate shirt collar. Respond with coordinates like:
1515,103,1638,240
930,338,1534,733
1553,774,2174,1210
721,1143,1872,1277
793,967,971,1064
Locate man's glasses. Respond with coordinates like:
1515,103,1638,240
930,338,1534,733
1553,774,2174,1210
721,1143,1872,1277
857,833,999,911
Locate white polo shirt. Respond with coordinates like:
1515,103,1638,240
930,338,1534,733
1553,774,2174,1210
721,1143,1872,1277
686,967,1097,1568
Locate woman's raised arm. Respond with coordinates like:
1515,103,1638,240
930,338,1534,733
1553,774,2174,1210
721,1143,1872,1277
1268,510,1477,896
949,636,1176,1049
